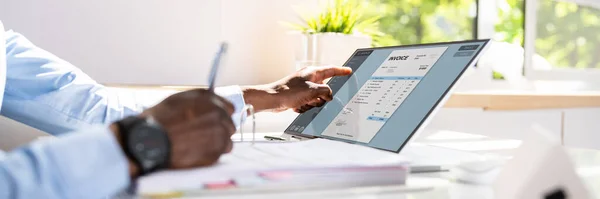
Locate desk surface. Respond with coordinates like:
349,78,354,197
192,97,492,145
203,131,600,199
108,85,600,111
107,85,600,198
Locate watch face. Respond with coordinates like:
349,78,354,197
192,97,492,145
127,125,169,170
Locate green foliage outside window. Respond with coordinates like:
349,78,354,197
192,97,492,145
494,0,524,45
495,0,600,69
368,0,600,70
535,1,600,68
367,0,476,46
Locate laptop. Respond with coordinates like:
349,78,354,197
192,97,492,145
278,39,491,170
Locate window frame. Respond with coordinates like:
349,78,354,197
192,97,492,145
476,0,497,40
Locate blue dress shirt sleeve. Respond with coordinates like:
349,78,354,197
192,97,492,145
0,29,248,198
0,126,130,199
1,30,247,135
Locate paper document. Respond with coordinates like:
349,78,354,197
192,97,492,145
138,139,407,193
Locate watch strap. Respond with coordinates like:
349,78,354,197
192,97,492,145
116,116,170,176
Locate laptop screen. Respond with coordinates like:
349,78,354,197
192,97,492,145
284,40,490,152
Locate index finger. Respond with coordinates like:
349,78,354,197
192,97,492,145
315,66,353,80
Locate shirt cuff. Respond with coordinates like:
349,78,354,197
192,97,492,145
214,85,247,129
43,126,130,198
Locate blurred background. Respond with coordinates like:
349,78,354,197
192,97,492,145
2,0,599,87
2,0,600,150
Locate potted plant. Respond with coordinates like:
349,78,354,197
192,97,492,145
284,0,383,68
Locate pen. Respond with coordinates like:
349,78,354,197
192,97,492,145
208,42,228,92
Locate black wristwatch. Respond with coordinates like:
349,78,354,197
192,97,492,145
116,116,170,176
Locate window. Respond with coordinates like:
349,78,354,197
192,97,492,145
368,0,478,46
370,0,600,84
495,0,524,45
535,0,600,69
524,0,600,82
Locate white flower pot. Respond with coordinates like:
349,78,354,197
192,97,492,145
291,32,372,69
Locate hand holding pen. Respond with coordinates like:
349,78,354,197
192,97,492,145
119,42,237,177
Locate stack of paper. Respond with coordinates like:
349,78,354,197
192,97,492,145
138,139,409,196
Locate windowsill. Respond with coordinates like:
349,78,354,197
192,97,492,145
446,90,600,110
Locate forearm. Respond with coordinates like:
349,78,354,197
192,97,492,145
241,84,280,112
0,126,130,199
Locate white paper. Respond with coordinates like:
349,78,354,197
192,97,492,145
138,139,407,193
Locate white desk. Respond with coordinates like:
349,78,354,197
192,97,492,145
103,86,600,198
189,131,600,199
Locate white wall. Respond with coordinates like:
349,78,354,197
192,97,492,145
0,0,315,86
219,0,316,85
0,0,319,147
